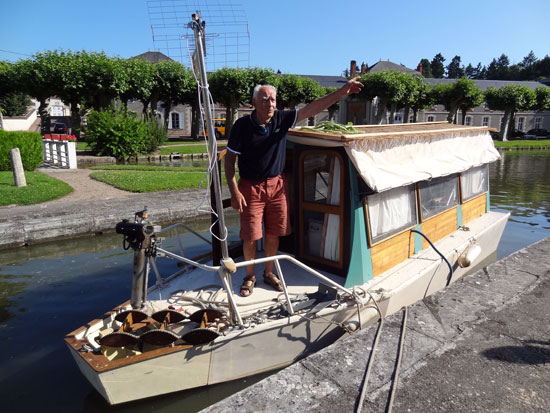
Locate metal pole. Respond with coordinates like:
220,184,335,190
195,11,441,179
190,13,229,260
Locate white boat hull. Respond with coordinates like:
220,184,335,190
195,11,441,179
66,211,508,405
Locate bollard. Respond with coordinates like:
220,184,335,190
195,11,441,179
9,148,27,187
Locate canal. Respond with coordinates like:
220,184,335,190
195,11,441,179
0,150,549,412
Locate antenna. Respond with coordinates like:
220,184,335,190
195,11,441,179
146,0,250,71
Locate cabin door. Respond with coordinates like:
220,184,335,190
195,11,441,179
296,149,346,272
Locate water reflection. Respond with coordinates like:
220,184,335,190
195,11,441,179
489,151,550,257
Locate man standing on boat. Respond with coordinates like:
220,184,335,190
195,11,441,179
225,77,363,297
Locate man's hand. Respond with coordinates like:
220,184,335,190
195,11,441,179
341,76,363,96
231,190,247,213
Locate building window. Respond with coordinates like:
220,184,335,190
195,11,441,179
535,117,542,129
171,112,180,129
517,117,525,131
482,116,489,127
465,116,472,126
409,115,414,123
427,115,435,122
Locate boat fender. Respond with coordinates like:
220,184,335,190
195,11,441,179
458,244,482,268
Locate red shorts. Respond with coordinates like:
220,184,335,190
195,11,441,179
238,174,290,241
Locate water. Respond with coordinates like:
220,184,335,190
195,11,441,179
1,151,549,412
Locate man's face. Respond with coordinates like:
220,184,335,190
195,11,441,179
254,87,277,122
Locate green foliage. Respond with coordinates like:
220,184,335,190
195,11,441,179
84,107,148,160
484,84,535,111
0,171,73,205
431,53,446,78
533,86,550,111
0,130,43,171
90,170,215,192
0,92,31,116
144,114,168,152
419,58,432,78
276,74,324,110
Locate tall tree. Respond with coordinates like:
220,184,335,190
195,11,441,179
119,58,155,113
533,86,550,112
484,84,535,140
431,53,446,78
358,70,412,124
446,56,464,79
419,58,432,78
486,54,510,80
276,74,323,110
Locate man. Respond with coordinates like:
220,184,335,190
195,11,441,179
225,77,363,296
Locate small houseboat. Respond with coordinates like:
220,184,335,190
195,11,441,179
65,121,508,405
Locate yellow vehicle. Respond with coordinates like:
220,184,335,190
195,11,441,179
205,118,226,139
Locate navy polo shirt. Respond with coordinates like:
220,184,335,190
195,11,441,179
227,109,298,180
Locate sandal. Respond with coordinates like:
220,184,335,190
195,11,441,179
263,272,283,292
240,275,256,297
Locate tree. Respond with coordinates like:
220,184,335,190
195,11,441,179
419,58,432,78
465,62,485,79
486,54,510,80
358,70,413,124
119,58,155,113
533,86,550,112
13,52,65,133
485,84,535,140
431,53,446,78
409,78,433,123
275,74,324,110
457,79,484,125
209,67,277,138
446,56,464,79
155,60,195,128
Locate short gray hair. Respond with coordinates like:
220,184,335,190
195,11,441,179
253,84,277,100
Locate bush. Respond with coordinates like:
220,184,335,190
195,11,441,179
0,130,43,171
84,107,148,161
144,114,167,153
0,93,32,116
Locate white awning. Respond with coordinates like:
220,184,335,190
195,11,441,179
344,131,500,192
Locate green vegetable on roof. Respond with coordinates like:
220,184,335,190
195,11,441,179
300,121,362,134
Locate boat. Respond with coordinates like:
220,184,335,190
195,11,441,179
64,14,509,406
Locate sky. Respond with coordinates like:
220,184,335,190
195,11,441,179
1,0,549,76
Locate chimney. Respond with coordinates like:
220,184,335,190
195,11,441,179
360,62,366,74
350,60,357,77
417,61,423,73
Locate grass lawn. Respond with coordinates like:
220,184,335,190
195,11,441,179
159,144,225,156
90,170,227,192
89,165,209,172
0,171,73,206
493,139,550,149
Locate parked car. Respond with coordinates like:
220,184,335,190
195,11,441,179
52,122,67,133
509,130,525,140
523,128,548,140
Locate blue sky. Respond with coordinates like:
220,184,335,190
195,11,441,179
1,0,549,76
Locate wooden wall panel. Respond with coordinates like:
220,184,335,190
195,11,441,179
462,194,487,224
420,208,457,249
371,230,415,276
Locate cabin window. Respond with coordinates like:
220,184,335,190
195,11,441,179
366,185,417,244
299,151,344,267
461,165,488,201
418,174,459,220
302,153,341,206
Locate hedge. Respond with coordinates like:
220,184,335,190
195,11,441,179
0,130,43,171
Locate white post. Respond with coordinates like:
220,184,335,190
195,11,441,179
60,142,67,167
43,140,51,161
66,141,77,169
9,148,27,187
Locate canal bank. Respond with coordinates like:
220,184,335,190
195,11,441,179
203,237,550,413
0,167,218,249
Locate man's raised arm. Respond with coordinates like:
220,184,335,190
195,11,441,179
296,77,363,123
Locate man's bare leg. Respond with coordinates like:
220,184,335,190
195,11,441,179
263,234,283,291
240,239,257,297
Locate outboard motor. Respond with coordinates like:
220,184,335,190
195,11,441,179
116,208,160,309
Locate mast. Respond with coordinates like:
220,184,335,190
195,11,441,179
189,12,241,325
